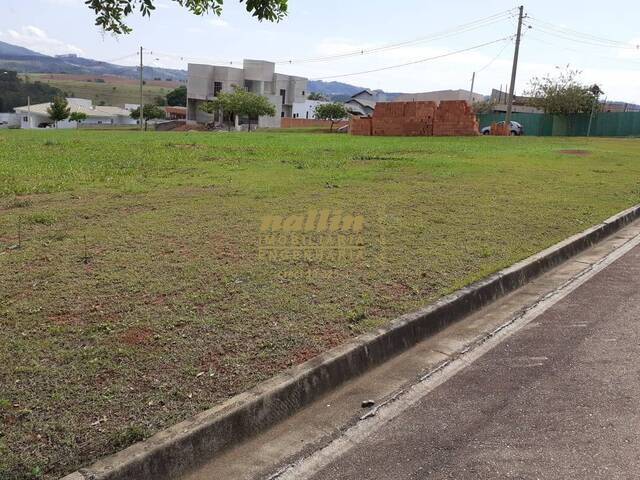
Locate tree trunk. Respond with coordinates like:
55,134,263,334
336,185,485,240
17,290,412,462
330,120,334,133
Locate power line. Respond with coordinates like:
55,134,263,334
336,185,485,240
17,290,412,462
135,9,516,69
476,37,513,73
524,34,640,67
526,17,639,50
274,9,516,65
527,16,637,48
311,37,512,80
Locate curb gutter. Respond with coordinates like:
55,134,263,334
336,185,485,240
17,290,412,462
63,204,640,480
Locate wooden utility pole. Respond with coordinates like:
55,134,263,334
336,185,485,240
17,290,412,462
469,72,476,104
505,5,524,128
139,46,144,132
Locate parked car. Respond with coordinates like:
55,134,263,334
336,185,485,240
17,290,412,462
481,121,524,136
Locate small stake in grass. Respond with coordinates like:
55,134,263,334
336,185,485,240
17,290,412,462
83,234,89,264
17,217,22,249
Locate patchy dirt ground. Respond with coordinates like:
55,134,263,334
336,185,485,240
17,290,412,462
1,131,639,479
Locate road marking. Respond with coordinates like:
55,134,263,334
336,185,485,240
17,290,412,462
274,232,640,480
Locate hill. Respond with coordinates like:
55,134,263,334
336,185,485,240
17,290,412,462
0,41,187,82
0,40,401,102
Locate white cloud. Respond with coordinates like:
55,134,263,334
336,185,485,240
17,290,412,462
208,18,230,29
3,25,83,56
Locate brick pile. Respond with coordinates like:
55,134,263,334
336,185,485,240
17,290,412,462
351,100,478,137
490,122,510,136
432,101,479,136
371,101,437,136
350,116,373,136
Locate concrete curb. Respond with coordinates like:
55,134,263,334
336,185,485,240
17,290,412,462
63,204,640,480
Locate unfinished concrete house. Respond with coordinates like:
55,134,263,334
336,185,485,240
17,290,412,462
186,59,308,128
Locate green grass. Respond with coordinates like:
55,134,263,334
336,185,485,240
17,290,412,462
1,130,639,479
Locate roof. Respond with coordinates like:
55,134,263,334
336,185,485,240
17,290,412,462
165,106,187,113
14,102,131,118
345,97,376,109
351,89,374,99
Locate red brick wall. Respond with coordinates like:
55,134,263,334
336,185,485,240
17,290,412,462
281,118,349,129
350,100,478,137
350,117,373,136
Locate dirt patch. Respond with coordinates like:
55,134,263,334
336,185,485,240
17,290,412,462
119,326,154,346
559,149,591,156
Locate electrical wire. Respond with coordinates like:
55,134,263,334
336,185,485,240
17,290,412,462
134,9,516,68
476,37,513,73
526,17,639,50
311,36,512,80
274,9,516,65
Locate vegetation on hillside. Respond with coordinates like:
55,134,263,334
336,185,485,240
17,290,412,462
0,71,62,112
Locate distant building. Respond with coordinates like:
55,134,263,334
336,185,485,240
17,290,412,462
292,99,330,119
14,98,136,129
601,101,640,112
344,90,386,116
186,59,308,128
165,106,187,120
489,89,542,114
395,89,485,105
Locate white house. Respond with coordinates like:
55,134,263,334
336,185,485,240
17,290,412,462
14,98,137,129
292,99,330,119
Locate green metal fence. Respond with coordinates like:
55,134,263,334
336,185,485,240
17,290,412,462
477,112,640,137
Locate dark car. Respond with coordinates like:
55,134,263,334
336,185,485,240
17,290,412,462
481,121,524,136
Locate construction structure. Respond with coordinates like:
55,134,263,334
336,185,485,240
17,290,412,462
351,100,479,137
186,59,308,129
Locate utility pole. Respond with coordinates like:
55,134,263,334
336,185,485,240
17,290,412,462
587,84,603,138
469,72,476,104
505,5,524,129
139,46,144,132
27,95,31,129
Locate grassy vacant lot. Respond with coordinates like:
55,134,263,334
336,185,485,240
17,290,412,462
26,74,172,108
1,130,639,479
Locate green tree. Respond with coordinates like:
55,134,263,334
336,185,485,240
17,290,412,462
524,67,600,115
166,85,187,106
200,90,237,131
200,87,276,132
314,102,347,132
85,0,288,34
307,92,326,101
47,96,71,127
130,104,166,129
69,111,87,128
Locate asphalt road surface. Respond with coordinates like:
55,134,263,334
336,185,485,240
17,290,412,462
308,244,640,480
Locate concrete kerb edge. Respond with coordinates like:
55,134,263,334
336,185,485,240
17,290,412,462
63,204,640,480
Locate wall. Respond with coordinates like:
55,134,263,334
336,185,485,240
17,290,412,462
477,112,640,137
292,100,329,119
281,118,349,129
352,101,478,137
0,113,19,128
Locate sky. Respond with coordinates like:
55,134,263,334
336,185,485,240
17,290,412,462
1,0,639,102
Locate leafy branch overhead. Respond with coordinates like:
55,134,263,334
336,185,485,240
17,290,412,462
85,0,288,34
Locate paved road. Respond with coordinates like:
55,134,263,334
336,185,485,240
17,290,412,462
308,245,640,480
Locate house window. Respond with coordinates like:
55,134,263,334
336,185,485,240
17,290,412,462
281,111,285,118
302,91,305,96
23,116,28,122
280,89,286,105
214,82,222,97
